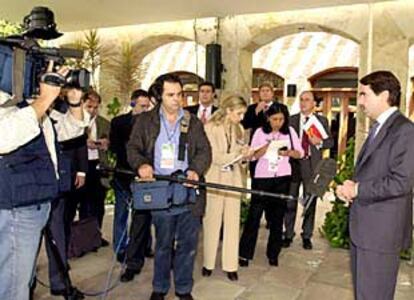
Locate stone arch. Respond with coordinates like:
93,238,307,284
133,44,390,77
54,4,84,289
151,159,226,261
139,40,206,89
131,34,192,66
245,23,360,53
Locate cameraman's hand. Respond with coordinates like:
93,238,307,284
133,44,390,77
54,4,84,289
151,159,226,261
32,61,69,120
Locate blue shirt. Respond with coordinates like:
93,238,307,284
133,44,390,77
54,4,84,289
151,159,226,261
153,108,190,215
154,108,189,175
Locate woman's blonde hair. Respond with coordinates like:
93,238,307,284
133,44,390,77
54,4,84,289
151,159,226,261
209,94,248,124
209,94,248,140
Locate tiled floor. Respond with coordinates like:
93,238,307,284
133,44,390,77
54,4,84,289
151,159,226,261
33,200,414,300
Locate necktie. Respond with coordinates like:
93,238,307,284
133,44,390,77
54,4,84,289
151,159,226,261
366,121,379,146
201,108,207,124
302,117,310,157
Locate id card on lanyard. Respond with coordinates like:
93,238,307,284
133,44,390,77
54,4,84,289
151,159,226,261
160,115,180,169
161,143,175,169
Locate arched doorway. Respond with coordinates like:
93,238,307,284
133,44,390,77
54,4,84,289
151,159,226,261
308,67,358,158
167,71,204,107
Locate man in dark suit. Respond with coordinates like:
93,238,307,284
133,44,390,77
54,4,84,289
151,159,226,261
185,81,218,124
242,82,288,176
81,90,111,246
44,87,89,297
336,71,414,300
109,89,154,282
283,91,334,250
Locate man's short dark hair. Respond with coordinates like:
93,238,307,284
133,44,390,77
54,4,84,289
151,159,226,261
153,74,183,102
130,89,149,101
83,89,101,103
360,71,401,107
198,81,215,93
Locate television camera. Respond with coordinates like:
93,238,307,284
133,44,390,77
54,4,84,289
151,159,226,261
0,6,90,106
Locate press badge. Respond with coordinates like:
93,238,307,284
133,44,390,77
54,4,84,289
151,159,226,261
268,157,279,172
161,143,175,169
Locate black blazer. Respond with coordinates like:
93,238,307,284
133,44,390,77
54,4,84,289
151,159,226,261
241,101,289,140
185,104,218,118
52,101,88,179
109,112,136,186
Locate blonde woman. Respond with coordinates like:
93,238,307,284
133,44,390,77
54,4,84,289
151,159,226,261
202,95,252,281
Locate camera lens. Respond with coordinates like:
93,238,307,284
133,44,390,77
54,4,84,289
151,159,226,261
66,68,90,90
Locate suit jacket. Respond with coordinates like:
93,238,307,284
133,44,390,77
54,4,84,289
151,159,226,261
241,101,288,140
109,112,135,186
204,122,246,188
289,113,334,181
185,104,218,119
351,111,414,253
59,134,88,179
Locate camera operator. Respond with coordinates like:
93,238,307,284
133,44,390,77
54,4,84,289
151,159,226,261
0,62,69,300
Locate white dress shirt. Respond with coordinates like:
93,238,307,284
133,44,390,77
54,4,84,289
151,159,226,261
87,117,99,160
197,104,213,121
50,109,90,142
374,107,398,138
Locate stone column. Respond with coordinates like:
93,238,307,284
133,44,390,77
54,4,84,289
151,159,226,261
356,4,410,156
218,16,253,104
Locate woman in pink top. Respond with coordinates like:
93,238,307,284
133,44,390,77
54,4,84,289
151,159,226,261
239,103,303,267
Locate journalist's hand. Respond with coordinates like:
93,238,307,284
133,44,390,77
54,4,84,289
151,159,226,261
255,101,268,115
74,174,85,189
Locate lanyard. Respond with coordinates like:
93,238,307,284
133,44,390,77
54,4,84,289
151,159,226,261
225,125,232,153
161,115,180,142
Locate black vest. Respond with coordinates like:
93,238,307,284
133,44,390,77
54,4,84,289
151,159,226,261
0,130,71,209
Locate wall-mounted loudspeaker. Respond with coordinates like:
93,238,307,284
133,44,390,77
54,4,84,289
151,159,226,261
287,84,297,97
206,43,223,89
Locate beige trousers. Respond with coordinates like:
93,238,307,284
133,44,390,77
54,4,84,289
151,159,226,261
203,190,240,272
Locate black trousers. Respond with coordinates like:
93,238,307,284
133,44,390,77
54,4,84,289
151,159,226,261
45,197,68,291
125,209,152,271
239,176,291,261
80,160,107,228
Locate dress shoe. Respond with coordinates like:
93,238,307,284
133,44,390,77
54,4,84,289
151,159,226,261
120,268,140,282
116,251,126,264
145,249,155,258
227,271,238,281
201,267,212,277
101,238,110,247
176,293,194,300
239,258,249,267
51,287,84,298
149,291,165,300
282,238,292,248
268,258,278,266
302,238,313,250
